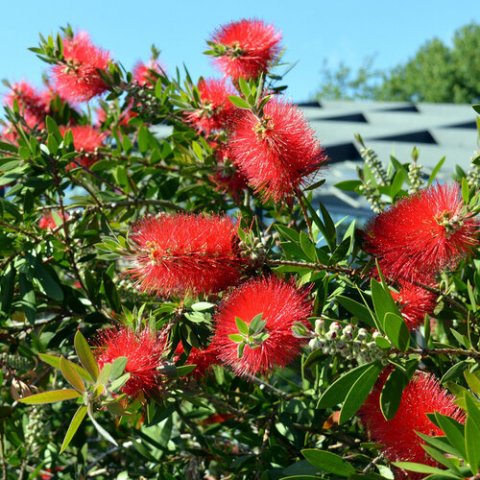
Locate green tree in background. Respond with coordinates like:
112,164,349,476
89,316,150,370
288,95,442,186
317,22,480,103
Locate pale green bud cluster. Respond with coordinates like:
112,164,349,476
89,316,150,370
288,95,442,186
308,319,387,363
408,160,424,193
358,182,386,213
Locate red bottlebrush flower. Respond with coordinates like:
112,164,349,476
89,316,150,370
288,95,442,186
39,211,69,230
202,412,234,425
52,32,110,102
360,372,464,470
176,343,219,378
1,124,19,145
210,19,282,80
60,125,106,169
210,277,311,376
391,282,437,331
5,81,47,129
210,142,248,201
184,78,237,135
128,213,243,297
133,60,164,87
96,326,166,397
364,184,479,283
228,98,326,202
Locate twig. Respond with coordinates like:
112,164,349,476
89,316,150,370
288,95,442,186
243,373,290,399
409,347,480,359
267,258,356,276
295,188,313,237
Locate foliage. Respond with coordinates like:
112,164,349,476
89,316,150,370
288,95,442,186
316,22,480,103
0,19,480,480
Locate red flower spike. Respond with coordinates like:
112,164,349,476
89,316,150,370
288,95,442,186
364,184,479,283
5,81,47,129
128,214,243,298
60,125,106,169
211,276,312,376
391,282,437,331
210,19,282,80
209,142,249,201
39,211,69,230
176,343,219,378
360,371,464,470
184,79,237,135
96,326,166,397
52,32,110,102
133,60,164,87
228,98,326,202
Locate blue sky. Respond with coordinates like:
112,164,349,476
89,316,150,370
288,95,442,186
0,0,478,102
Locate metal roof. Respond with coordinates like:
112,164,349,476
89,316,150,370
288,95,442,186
298,99,479,219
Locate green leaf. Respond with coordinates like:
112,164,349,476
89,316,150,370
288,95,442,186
235,317,249,335
281,476,320,480
60,405,87,453
319,202,336,251
433,413,465,459
45,115,62,141
97,362,112,386
334,180,362,191
304,178,326,191
60,357,86,393
465,393,480,473
237,77,250,97
380,368,409,420
427,157,445,186
87,404,117,446
370,279,401,331
138,125,150,153
228,95,250,109
299,231,317,261
110,356,128,380
464,370,480,395
191,302,214,312
417,431,463,458
318,362,375,409
19,389,80,404
336,295,375,326
110,373,130,391
301,449,355,477
33,261,64,301
228,333,244,343
383,312,410,351
173,365,197,377
393,462,455,475
249,313,265,334
39,353,92,382
339,362,383,424
74,330,99,380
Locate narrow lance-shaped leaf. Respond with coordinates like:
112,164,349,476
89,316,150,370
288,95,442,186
60,356,86,392
87,403,117,446
19,389,80,405
60,405,88,453
39,353,92,382
74,330,99,380
339,362,383,424
302,449,355,478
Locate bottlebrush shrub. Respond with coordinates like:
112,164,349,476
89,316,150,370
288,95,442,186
2,18,480,480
